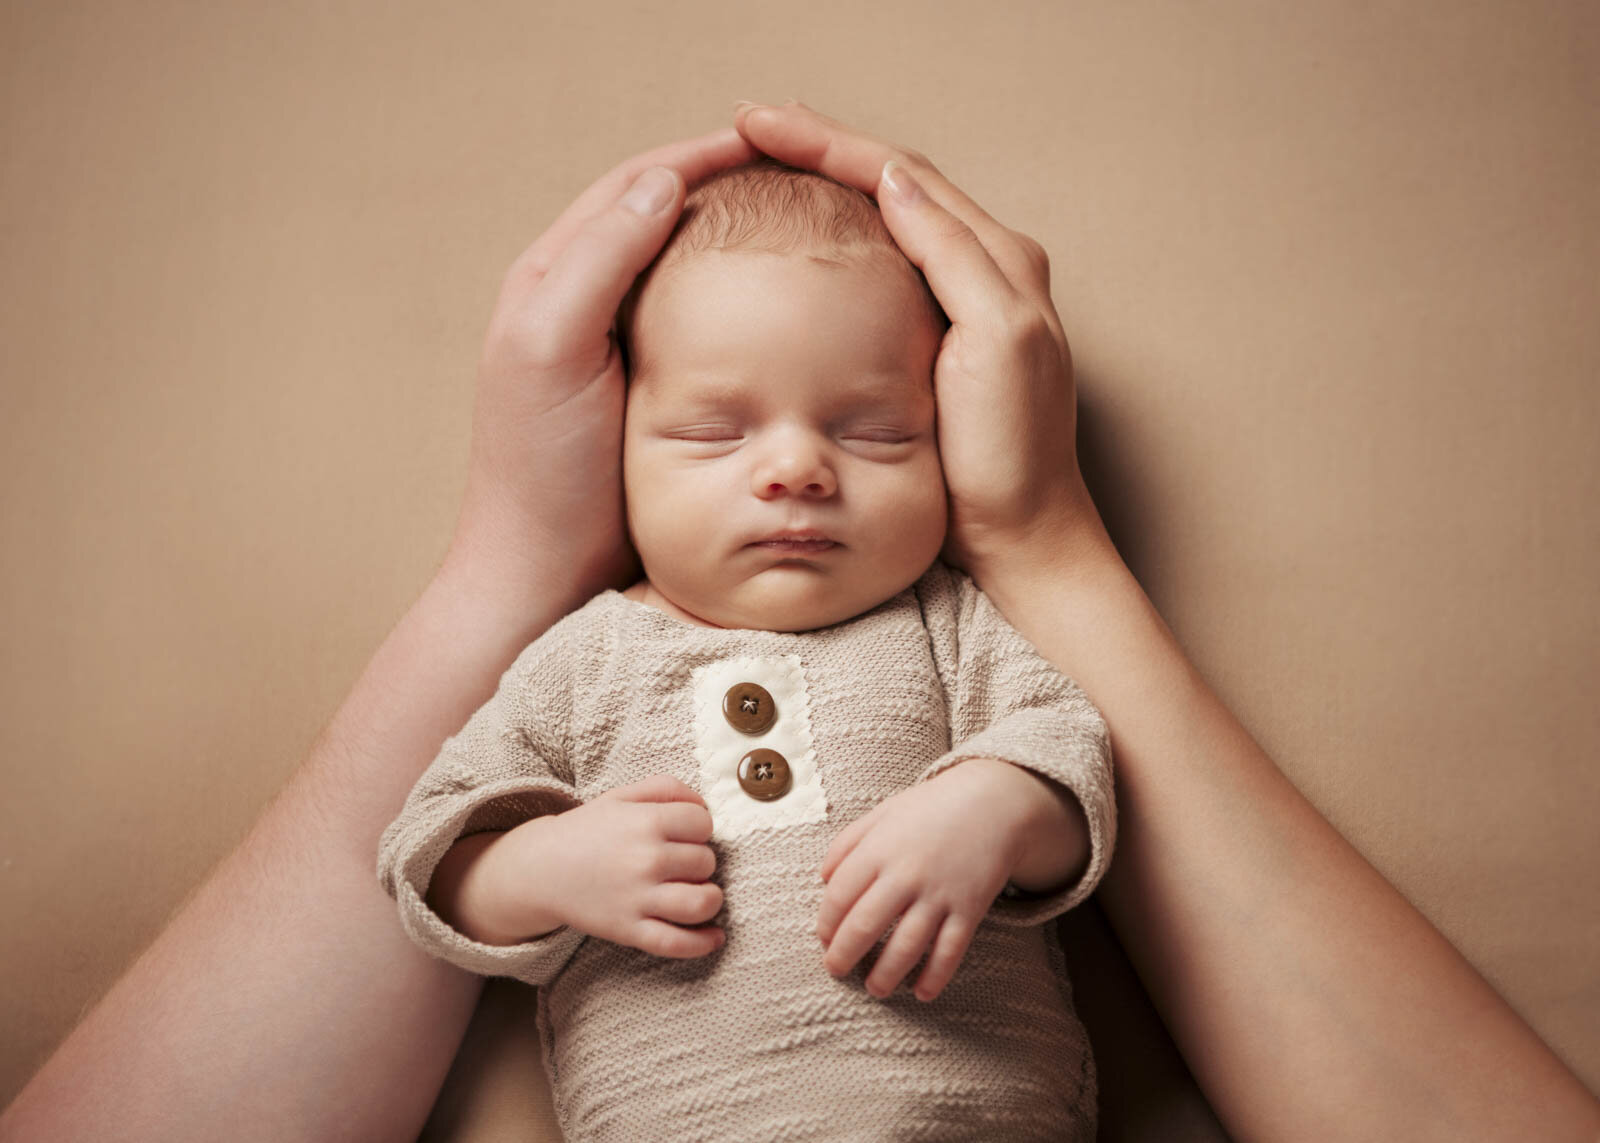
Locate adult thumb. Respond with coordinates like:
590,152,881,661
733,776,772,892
527,165,683,366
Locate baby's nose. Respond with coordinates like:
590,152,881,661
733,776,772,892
758,459,836,498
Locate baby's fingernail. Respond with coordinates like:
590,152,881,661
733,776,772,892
734,100,761,115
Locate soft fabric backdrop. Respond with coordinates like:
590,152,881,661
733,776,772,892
3,1,1595,1137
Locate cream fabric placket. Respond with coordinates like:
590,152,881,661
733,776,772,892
690,654,829,840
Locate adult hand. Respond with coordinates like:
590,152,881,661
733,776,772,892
731,100,1097,577
447,126,760,607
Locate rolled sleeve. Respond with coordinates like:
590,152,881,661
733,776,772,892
376,607,592,987
913,560,1117,928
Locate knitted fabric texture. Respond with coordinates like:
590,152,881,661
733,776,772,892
377,558,1116,1142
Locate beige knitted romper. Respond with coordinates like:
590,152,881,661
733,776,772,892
378,558,1116,1141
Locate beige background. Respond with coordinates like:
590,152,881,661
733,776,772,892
3,1,1596,1137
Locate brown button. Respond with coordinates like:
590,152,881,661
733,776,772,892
722,682,777,734
737,748,792,801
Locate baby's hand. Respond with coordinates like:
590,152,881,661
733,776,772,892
816,758,1039,1002
493,774,726,959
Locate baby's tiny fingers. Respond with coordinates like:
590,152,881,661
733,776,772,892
821,877,914,980
635,916,725,960
820,803,882,883
645,878,723,925
864,903,944,999
912,911,982,1002
815,850,879,948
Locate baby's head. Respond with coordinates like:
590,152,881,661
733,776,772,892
618,157,951,633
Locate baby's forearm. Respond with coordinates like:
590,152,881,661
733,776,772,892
427,824,567,946
958,757,1091,894
1005,772,1092,894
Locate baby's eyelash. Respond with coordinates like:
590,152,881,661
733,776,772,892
669,427,743,441
845,432,913,444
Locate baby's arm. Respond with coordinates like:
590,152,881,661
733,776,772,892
377,609,589,987
912,560,1116,927
427,821,567,944
381,617,728,974
430,769,731,961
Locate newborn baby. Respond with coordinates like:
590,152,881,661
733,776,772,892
378,158,1116,1142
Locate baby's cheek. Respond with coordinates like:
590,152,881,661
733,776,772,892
891,459,949,539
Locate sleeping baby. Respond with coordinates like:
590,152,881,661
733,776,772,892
377,156,1116,1142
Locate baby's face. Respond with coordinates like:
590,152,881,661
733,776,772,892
622,250,947,632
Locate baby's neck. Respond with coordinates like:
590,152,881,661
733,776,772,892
620,581,725,628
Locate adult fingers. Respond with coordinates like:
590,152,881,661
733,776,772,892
487,164,681,377
486,127,759,375
733,101,1054,316
504,125,757,291
873,158,1026,337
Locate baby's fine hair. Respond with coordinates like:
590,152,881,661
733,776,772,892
616,155,948,374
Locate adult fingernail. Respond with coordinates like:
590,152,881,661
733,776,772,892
621,166,675,215
881,160,922,205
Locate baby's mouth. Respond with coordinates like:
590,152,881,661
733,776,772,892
752,539,838,554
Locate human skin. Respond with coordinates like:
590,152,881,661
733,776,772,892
621,248,947,633
0,126,764,1143
618,243,1094,999
3,100,1594,1142
732,99,1600,1140
430,244,1095,1001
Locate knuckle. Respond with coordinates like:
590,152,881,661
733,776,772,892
933,213,977,245
835,912,873,942
1002,304,1055,347
666,932,701,959
638,925,675,958
693,807,715,840
486,315,568,376
1015,232,1051,276
647,846,673,879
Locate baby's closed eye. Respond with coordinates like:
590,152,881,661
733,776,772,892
667,425,743,442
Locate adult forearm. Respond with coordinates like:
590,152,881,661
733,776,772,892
0,548,585,1143
974,508,1600,1142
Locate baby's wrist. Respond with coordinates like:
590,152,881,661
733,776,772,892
427,822,566,946
477,817,571,943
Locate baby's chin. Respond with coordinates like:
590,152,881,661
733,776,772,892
664,571,899,634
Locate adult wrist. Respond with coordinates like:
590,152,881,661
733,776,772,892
431,535,588,646
967,495,1120,599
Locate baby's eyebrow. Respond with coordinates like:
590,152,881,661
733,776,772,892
648,374,930,414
